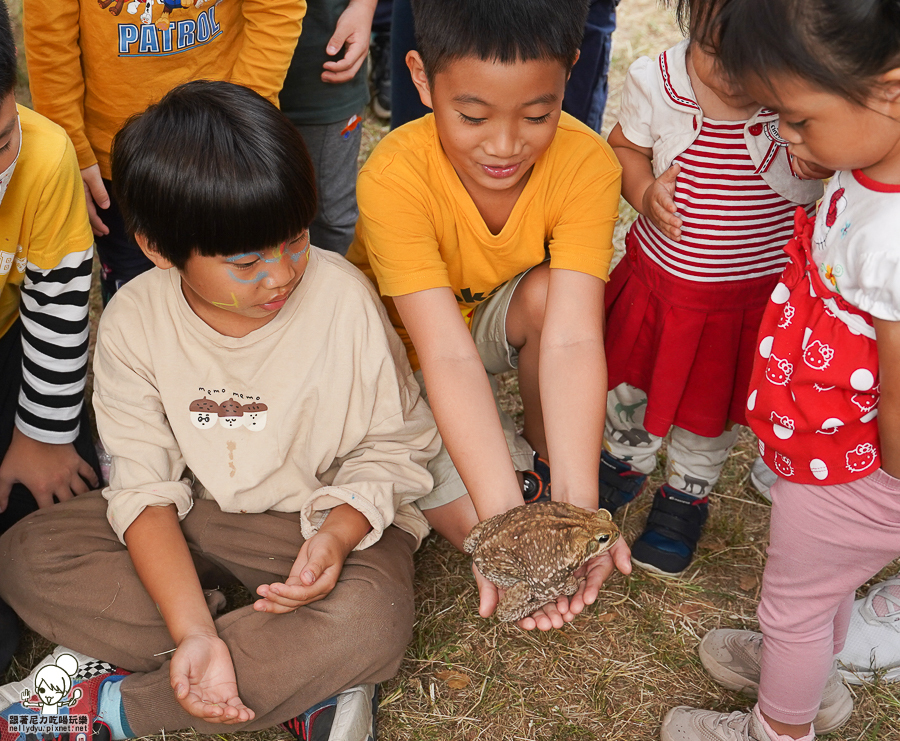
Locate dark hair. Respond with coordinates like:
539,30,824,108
410,0,589,79
697,0,900,103
0,1,16,97
669,0,726,38
111,80,317,269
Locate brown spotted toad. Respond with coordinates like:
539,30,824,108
463,501,620,622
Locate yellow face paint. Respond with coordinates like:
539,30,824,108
212,292,240,309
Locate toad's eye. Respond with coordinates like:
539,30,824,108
596,534,610,543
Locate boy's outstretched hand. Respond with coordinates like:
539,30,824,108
170,632,255,724
474,539,632,631
254,531,349,612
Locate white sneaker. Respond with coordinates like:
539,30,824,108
698,629,852,734
281,683,378,741
749,458,776,503
661,706,772,741
836,578,900,684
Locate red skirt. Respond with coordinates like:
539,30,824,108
605,232,779,438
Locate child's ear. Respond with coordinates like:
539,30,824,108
406,51,433,110
567,50,580,84
134,233,174,270
879,67,900,107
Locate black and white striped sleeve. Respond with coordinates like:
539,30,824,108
16,245,93,444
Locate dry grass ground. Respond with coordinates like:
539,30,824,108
5,1,900,739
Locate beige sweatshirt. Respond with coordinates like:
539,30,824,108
93,248,439,547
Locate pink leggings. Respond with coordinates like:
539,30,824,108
758,468,900,724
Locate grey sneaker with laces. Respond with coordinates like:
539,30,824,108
661,707,771,741
698,629,852,734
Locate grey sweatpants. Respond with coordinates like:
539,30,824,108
605,383,740,497
294,114,364,255
0,492,416,736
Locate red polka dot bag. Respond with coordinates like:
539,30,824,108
745,208,881,485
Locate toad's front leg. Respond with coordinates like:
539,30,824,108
496,580,548,622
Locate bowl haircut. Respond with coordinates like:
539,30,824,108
410,0,590,81
112,80,318,269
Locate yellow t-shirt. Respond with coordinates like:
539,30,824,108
0,105,93,340
347,112,622,370
23,0,306,177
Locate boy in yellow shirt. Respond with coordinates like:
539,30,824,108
348,0,631,630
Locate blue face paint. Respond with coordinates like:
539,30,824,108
228,269,269,284
225,252,264,263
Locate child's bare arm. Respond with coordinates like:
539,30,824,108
874,318,900,478
608,123,683,241
538,268,606,509
124,505,255,724
394,287,524,531
255,504,371,613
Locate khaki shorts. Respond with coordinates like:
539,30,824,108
414,269,535,510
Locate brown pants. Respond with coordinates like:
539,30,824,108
0,492,417,736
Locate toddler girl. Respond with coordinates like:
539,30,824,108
602,0,825,574
661,0,900,739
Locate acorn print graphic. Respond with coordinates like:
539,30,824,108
189,396,220,429
218,399,244,429
241,402,268,431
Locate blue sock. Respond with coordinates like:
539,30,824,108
96,675,134,741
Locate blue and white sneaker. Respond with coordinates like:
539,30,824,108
280,684,379,741
0,646,129,741
837,578,900,684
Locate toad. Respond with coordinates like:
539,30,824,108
463,501,619,622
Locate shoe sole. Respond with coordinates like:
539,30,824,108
371,100,390,119
630,556,687,578
838,664,900,685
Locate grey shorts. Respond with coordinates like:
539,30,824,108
414,269,536,510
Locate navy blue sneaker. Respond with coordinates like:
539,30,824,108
631,485,709,575
522,453,551,504
281,684,378,741
599,450,648,513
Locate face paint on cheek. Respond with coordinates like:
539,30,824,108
212,292,240,309
228,269,269,284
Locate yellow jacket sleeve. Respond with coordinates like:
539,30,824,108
23,0,94,170
231,0,307,106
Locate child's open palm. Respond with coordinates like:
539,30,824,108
254,531,347,613
169,633,255,724
642,163,683,241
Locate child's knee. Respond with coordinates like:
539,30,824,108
508,263,550,338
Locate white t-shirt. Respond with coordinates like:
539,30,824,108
813,169,900,325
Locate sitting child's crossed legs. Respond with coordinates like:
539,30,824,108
0,492,416,736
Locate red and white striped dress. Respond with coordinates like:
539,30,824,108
633,119,811,282
605,119,816,439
